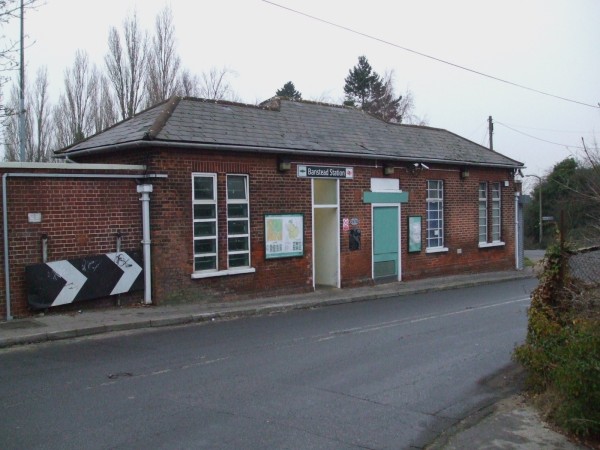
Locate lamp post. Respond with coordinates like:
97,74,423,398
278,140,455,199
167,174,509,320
525,174,542,245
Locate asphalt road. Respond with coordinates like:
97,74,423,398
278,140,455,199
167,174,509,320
0,278,537,450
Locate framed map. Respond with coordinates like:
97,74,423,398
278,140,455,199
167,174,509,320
265,214,304,259
408,216,422,253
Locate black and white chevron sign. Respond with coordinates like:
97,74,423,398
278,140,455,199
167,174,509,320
25,251,143,310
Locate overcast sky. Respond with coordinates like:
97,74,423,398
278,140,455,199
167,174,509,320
9,0,600,186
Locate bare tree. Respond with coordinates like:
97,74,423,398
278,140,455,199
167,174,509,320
579,138,600,241
377,71,428,125
396,87,428,126
52,100,70,150
28,66,52,160
0,0,40,119
366,71,403,123
3,66,53,161
198,66,240,101
55,50,99,146
145,6,180,107
92,75,118,134
178,69,201,97
105,11,148,120
2,87,18,159
344,58,427,124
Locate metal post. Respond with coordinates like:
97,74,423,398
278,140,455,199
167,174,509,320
538,180,543,245
18,0,26,162
488,116,494,151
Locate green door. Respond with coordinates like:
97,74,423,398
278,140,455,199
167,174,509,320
373,206,399,279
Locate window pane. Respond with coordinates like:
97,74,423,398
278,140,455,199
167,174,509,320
194,204,216,219
194,177,214,200
195,256,216,271
426,180,443,248
229,253,249,268
428,237,441,248
479,183,487,199
194,221,216,237
427,181,442,199
492,184,500,199
314,179,338,205
228,237,249,251
227,176,247,200
228,220,248,235
194,239,216,254
228,204,248,218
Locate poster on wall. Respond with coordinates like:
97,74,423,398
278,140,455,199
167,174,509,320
265,214,304,259
408,216,422,253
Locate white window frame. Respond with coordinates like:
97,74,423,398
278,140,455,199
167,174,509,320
226,174,251,269
479,182,488,244
478,181,505,248
491,182,501,243
426,180,448,253
191,173,256,279
192,173,218,273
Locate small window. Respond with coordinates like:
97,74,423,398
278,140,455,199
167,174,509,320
479,182,488,243
478,182,504,247
227,175,250,268
193,174,217,272
491,182,501,242
426,180,444,249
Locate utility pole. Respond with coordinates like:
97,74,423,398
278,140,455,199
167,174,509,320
18,0,26,162
488,115,494,151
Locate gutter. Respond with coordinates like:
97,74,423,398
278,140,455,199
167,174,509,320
56,140,524,170
2,171,167,321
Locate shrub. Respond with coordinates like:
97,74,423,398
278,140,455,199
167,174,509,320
514,243,600,437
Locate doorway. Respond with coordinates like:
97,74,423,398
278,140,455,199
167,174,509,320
373,206,400,281
313,179,340,288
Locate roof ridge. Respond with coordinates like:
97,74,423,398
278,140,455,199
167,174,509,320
146,96,182,140
183,96,277,111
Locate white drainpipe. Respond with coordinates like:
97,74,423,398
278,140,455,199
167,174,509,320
2,171,163,320
3,173,13,320
514,192,520,270
137,184,153,305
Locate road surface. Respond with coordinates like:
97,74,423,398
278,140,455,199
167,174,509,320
0,278,537,449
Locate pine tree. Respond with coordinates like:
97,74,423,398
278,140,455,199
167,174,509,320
276,81,302,100
344,56,407,123
365,77,402,123
343,56,379,108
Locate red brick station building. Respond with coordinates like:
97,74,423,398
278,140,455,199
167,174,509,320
0,97,525,319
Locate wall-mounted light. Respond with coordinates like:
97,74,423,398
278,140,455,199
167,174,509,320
277,156,291,172
409,162,430,175
383,164,395,176
460,167,470,179
513,168,524,184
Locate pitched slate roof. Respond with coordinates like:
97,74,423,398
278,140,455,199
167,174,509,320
58,97,522,168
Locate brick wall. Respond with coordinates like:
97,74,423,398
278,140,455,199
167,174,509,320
74,148,518,305
400,165,517,279
0,165,145,318
141,150,316,304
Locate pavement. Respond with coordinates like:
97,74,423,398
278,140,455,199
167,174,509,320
0,260,589,449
